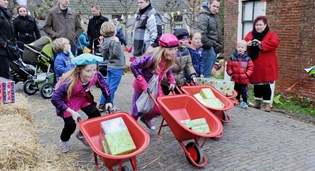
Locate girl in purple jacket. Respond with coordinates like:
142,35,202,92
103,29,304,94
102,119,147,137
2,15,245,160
130,33,178,130
51,54,112,153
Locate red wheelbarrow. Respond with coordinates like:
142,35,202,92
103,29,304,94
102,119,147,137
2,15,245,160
79,112,150,171
154,94,223,168
181,85,234,124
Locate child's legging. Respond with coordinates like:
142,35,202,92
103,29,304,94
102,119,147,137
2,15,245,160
60,104,100,142
235,83,248,103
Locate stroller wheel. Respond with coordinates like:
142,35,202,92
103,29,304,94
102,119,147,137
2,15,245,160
23,80,38,95
40,83,54,99
185,142,202,165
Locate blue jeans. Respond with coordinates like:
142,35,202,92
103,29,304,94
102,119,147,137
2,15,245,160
202,48,217,78
100,68,123,105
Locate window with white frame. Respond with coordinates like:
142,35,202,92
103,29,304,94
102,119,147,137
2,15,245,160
241,0,265,38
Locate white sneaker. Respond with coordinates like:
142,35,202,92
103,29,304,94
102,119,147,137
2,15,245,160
112,106,121,112
59,140,69,153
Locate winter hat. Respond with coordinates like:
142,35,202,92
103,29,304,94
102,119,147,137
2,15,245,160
71,54,103,66
173,28,190,40
202,2,208,7
158,33,179,48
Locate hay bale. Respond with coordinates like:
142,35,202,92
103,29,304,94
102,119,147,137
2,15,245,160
0,93,38,170
0,93,82,170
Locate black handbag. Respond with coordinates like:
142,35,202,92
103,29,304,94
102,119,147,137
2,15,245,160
6,39,21,61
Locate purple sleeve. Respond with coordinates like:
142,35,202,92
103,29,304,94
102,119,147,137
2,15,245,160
130,55,153,77
51,83,69,113
96,73,111,103
166,68,173,76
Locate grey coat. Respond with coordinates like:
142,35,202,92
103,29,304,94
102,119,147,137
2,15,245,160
132,4,162,57
100,37,126,70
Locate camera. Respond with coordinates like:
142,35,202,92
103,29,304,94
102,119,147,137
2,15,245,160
252,40,259,46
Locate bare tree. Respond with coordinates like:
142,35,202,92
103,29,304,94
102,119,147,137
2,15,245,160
112,0,137,42
29,0,57,20
160,0,182,32
8,0,20,15
182,0,202,30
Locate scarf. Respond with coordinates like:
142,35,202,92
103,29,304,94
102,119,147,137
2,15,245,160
250,25,269,60
0,6,12,18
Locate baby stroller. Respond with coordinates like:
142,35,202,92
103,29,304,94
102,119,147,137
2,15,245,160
21,36,55,99
9,57,36,84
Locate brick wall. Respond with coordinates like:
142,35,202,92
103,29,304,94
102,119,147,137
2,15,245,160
223,0,238,57
224,0,315,101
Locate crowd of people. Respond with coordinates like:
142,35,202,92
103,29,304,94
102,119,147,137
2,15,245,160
0,0,280,153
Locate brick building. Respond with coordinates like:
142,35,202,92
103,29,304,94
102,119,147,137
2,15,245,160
224,0,315,101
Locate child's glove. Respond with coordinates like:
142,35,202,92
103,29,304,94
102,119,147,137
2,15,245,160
190,74,197,84
136,75,149,91
105,103,113,112
71,111,81,122
169,84,175,91
125,46,132,53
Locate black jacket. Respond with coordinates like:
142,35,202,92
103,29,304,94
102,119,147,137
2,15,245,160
13,15,41,44
87,14,108,48
0,6,14,55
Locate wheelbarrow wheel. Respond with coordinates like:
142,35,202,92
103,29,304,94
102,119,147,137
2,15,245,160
23,80,38,95
185,142,202,165
217,111,230,123
40,83,54,99
122,166,130,171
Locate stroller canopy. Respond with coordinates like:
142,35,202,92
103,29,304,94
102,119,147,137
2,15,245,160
22,36,53,66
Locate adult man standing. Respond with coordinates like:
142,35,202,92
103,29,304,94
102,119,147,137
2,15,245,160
132,0,162,58
87,5,108,51
44,0,82,55
196,0,223,78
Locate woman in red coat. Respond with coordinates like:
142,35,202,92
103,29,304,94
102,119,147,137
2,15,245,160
244,16,280,112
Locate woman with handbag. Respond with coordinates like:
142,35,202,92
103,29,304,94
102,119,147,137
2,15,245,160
0,0,14,79
130,33,178,130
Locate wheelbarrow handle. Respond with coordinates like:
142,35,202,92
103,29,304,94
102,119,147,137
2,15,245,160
147,89,159,108
147,88,151,94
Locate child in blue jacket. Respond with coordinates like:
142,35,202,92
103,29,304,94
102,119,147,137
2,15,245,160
53,38,75,81
188,30,204,77
76,32,90,55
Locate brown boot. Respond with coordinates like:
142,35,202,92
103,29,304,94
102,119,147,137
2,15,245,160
251,99,261,109
260,102,271,112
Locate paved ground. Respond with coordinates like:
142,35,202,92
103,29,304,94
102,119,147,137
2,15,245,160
16,73,315,171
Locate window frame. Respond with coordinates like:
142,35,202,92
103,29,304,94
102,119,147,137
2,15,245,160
237,0,266,41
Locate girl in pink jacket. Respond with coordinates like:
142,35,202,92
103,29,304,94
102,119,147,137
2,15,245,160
51,54,112,153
